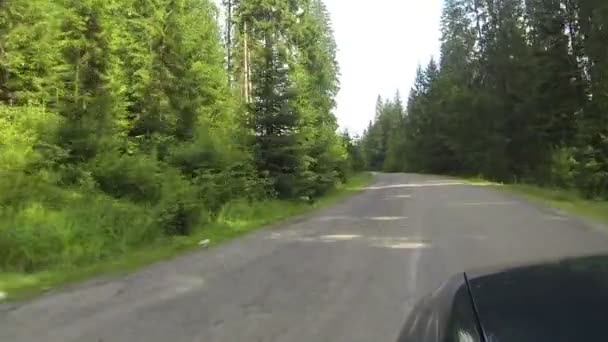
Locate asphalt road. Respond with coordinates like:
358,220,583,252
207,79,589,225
2,173,608,342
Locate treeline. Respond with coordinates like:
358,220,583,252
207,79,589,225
0,0,347,272
358,0,608,198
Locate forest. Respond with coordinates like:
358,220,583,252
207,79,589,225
358,0,608,200
0,0,354,273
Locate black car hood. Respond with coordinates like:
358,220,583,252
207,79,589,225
466,255,608,342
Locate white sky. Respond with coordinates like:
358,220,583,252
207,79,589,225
325,0,443,134
214,0,443,135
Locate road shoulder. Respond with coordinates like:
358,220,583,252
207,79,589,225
0,173,374,302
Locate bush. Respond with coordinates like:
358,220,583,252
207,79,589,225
92,153,209,237
0,205,65,272
549,147,577,188
91,154,164,203
0,105,197,271
0,195,158,272
155,169,206,236
0,170,67,208
169,124,268,213
0,105,62,172
0,105,68,208
575,145,608,199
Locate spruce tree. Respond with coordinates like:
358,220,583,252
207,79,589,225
0,0,62,105
57,0,125,162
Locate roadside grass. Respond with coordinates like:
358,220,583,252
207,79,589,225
0,173,373,301
462,177,502,187
461,176,608,226
501,183,608,225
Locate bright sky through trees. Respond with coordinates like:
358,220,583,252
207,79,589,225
324,0,442,134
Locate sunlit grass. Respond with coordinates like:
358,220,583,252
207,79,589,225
502,184,608,225
462,176,503,187
459,175,608,226
0,173,373,301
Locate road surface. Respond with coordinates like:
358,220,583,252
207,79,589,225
2,173,608,342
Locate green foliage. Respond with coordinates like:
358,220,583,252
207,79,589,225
549,148,578,188
359,0,608,199
0,106,65,207
155,171,205,236
342,130,366,173
0,197,157,272
0,0,63,105
92,154,163,203
55,0,128,163
0,105,158,272
575,144,608,199
504,183,608,226
0,172,372,299
217,199,302,229
0,106,62,173
1,0,349,277
232,0,345,199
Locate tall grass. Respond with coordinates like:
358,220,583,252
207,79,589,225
0,195,159,272
505,184,608,225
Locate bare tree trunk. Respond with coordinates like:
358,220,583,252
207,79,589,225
243,20,251,103
473,0,484,53
225,0,232,84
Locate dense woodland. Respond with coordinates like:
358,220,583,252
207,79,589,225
359,0,608,199
4,0,608,274
0,0,349,272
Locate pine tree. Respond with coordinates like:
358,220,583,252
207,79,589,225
383,91,406,172
358,0,608,198
231,0,345,198
342,130,365,172
362,95,386,170
520,0,581,182
57,0,126,163
574,0,608,197
293,0,345,196
0,0,62,105
233,0,305,197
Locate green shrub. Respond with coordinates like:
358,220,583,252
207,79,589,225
169,135,219,178
217,198,302,228
549,148,577,188
91,154,163,203
169,124,268,210
56,120,101,163
0,105,67,208
0,195,158,272
155,169,206,236
575,145,608,199
0,204,65,272
0,105,62,171
0,171,66,208
92,153,211,237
